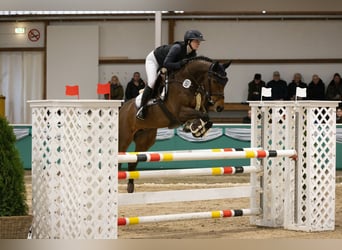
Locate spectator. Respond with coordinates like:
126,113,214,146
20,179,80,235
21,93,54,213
105,75,124,100
337,107,342,124
242,109,251,123
287,73,307,100
247,73,266,101
125,72,146,101
307,74,325,100
326,73,342,102
266,71,288,100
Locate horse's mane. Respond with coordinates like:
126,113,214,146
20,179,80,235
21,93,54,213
168,56,214,80
186,56,214,64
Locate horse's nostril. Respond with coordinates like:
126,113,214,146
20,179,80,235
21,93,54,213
216,106,224,112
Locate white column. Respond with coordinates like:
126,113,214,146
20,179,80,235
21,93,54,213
155,11,162,48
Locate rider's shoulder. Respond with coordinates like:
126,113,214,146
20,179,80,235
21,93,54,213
172,41,185,47
169,42,184,52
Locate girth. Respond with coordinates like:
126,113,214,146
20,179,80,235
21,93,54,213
156,98,181,129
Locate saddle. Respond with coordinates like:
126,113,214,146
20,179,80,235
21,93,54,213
135,74,168,109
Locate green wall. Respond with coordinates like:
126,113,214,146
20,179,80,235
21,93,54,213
14,125,32,170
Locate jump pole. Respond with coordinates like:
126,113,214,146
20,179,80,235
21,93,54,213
118,208,260,226
118,165,260,180
119,147,260,155
118,149,297,163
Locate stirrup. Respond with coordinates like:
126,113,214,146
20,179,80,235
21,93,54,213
136,107,145,120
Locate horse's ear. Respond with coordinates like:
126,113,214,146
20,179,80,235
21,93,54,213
222,61,232,69
209,61,219,72
213,61,220,69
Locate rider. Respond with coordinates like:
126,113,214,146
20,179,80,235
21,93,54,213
136,29,205,120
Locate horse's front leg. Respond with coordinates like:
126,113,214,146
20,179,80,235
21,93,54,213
179,107,212,137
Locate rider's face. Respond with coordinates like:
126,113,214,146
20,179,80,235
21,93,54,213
190,39,201,50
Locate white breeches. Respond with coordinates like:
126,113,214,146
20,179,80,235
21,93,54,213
145,51,159,88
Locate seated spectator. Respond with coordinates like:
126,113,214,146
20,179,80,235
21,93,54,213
242,109,251,123
287,73,307,100
266,71,288,100
247,73,266,101
337,107,342,124
125,72,146,101
307,74,325,100
105,75,124,100
326,73,342,101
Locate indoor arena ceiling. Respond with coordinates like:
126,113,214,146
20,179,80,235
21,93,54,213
1,0,342,21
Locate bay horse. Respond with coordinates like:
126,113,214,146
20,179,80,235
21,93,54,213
119,56,231,193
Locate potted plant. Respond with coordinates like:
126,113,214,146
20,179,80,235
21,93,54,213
0,116,32,239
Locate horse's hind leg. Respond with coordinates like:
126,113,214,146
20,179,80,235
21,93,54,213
127,128,157,193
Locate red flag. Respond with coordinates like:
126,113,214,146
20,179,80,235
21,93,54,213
65,85,79,99
97,83,111,99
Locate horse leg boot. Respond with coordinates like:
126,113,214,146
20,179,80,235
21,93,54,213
127,162,137,193
136,86,153,120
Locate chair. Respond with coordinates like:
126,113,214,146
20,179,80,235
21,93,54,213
65,85,80,99
97,83,111,99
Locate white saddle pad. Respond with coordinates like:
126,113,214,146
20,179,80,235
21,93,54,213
134,87,166,109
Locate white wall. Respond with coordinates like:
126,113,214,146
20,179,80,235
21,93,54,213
0,22,45,48
99,21,169,58
50,20,169,58
47,25,99,99
176,20,342,59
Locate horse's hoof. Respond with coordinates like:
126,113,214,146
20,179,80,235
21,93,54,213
127,183,135,193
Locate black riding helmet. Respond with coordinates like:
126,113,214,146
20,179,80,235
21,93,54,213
184,30,205,44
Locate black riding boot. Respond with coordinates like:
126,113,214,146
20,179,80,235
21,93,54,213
136,86,153,120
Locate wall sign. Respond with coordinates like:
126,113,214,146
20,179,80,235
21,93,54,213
28,29,41,42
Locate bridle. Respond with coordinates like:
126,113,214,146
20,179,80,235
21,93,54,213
205,63,228,105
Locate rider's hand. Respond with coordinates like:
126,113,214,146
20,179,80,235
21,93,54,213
160,67,167,75
180,59,188,66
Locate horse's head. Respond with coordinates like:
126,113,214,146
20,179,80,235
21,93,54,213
205,61,230,112
172,57,230,113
